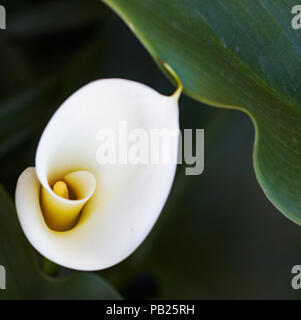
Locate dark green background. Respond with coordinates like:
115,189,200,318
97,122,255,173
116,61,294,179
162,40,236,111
0,0,300,299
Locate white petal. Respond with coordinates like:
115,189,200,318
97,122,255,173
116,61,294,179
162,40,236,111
15,79,179,271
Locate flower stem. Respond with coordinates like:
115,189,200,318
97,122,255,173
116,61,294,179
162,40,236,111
41,257,59,276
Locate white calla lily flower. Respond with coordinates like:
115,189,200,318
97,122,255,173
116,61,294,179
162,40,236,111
15,77,181,271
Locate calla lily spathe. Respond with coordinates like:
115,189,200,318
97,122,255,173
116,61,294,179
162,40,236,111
15,78,180,271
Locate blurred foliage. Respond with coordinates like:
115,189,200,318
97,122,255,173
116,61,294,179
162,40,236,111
0,0,300,299
0,185,121,299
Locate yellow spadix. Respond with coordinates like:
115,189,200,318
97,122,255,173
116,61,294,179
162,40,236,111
53,181,69,199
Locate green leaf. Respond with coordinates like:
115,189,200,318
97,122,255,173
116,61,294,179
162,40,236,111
0,185,121,299
103,0,301,225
